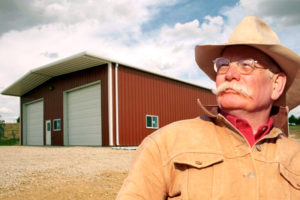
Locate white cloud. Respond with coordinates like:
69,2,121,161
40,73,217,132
0,96,19,123
0,107,14,114
0,0,179,35
239,0,300,28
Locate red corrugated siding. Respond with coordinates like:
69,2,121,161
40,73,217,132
118,66,216,146
21,65,109,146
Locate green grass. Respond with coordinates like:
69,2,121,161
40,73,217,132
289,125,300,140
0,138,20,145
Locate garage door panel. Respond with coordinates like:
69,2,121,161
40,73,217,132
24,100,43,145
67,83,101,146
68,121,101,128
68,98,100,109
68,113,101,120
68,107,100,116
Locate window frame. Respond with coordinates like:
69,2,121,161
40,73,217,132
146,115,159,129
53,119,62,131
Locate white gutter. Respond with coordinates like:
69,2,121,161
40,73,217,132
115,63,120,146
108,63,114,146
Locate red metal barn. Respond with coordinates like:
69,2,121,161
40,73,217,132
2,52,216,146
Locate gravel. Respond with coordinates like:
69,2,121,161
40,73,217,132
0,146,135,192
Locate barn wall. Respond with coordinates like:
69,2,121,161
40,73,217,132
21,65,109,146
117,66,216,146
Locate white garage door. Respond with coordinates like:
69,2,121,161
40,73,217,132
24,100,44,145
66,83,102,145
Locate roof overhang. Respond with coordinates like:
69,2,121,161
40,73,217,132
1,52,111,96
2,51,213,97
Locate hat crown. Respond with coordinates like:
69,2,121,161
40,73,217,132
228,16,281,45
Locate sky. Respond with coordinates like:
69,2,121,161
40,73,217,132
1,0,300,122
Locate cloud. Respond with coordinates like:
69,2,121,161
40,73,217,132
41,52,59,59
239,0,300,27
289,106,300,117
0,0,179,36
0,0,48,35
220,0,300,53
221,0,300,29
0,107,14,114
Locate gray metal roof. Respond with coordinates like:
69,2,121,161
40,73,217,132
2,51,212,96
1,52,111,96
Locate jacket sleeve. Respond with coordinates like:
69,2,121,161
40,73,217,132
116,135,167,200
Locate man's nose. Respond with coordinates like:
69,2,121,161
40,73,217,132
225,63,240,81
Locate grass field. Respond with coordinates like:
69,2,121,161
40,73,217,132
0,138,19,146
289,125,300,140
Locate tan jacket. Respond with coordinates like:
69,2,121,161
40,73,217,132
117,106,300,199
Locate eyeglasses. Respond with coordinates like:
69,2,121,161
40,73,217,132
213,57,264,75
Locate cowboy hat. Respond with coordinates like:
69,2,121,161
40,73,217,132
195,16,300,110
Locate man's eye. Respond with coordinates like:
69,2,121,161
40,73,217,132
240,62,252,67
218,65,229,72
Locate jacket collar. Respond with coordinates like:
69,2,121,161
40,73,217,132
197,98,289,136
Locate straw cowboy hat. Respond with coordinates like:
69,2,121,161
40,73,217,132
195,16,300,110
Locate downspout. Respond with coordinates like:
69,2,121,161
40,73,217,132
108,63,114,146
115,63,120,146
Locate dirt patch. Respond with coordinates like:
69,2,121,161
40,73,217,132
0,146,135,200
1,171,128,200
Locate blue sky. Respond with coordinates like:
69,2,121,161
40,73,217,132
0,0,300,122
142,0,238,32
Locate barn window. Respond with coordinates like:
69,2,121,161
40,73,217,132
146,115,159,129
53,119,61,131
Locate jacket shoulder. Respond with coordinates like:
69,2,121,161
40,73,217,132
150,116,215,139
278,135,300,173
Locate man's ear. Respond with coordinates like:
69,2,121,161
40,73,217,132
271,72,287,101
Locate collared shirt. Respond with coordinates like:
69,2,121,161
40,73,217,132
223,112,274,147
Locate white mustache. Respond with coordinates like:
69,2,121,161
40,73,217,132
212,82,252,97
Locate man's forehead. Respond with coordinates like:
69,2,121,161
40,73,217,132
222,46,269,60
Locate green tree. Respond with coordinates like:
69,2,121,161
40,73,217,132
0,115,4,139
296,116,300,125
289,115,300,125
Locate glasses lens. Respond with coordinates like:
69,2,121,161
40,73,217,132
237,59,256,74
214,58,230,73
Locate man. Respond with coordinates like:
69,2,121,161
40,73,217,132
117,16,300,199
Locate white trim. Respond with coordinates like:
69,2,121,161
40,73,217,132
115,63,120,146
145,115,159,129
19,98,22,145
22,98,44,145
108,63,114,146
63,81,101,146
63,92,68,145
45,120,51,145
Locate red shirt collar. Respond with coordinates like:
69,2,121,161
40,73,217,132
222,112,273,147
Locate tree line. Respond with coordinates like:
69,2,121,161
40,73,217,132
289,115,300,125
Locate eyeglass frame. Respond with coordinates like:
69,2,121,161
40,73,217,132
213,57,267,75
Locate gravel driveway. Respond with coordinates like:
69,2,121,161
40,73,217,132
0,146,135,199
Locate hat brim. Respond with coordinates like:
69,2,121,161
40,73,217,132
195,43,300,109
